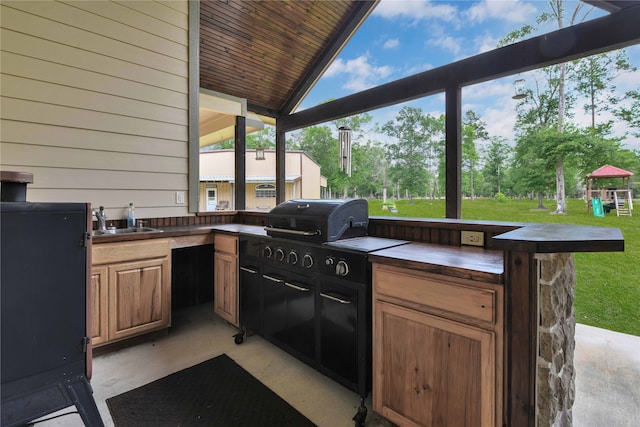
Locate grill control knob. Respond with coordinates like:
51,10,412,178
263,246,273,258
288,251,299,265
302,254,314,268
336,260,349,277
275,248,285,262
325,257,335,266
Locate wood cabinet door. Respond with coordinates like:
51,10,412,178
108,257,171,341
374,301,496,427
90,266,109,346
214,251,238,326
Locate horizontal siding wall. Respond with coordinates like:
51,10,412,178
0,0,190,220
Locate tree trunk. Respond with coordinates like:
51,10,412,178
553,157,567,214
553,1,568,214
537,192,546,209
554,61,568,215
470,169,475,201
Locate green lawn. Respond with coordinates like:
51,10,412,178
369,198,639,336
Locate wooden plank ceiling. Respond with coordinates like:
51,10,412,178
199,0,376,117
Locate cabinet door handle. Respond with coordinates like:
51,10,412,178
240,266,258,274
263,274,284,283
320,292,352,304
284,281,311,292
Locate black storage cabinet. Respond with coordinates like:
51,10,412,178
1,202,103,427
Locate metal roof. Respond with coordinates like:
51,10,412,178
201,175,302,183
587,165,635,178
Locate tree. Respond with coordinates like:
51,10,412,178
420,114,446,199
290,125,346,197
571,50,636,130
462,111,488,200
289,113,384,198
381,107,437,203
616,89,640,138
247,126,276,149
511,127,582,208
482,137,512,196
350,142,386,198
502,0,592,214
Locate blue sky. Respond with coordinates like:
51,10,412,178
299,0,640,151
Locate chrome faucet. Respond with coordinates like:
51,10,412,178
94,206,107,231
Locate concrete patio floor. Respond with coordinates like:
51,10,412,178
33,303,639,427
573,323,640,427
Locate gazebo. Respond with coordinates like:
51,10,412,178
586,165,634,216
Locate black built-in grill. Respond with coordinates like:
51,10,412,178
237,199,407,427
265,199,368,242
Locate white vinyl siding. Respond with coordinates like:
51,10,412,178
0,0,190,220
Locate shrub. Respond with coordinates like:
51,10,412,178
494,192,507,203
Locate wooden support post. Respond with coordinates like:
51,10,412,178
275,125,286,205
504,250,537,427
445,85,462,219
234,116,246,211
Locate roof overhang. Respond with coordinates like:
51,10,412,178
201,175,301,183
199,89,276,147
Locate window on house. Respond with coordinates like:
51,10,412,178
256,184,276,198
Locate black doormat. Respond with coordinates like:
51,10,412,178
106,354,316,427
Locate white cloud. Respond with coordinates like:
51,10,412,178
383,38,400,49
323,58,346,78
614,68,640,92
404,62,436,76
427,35,463,55
464,80,512,101
573,100,640,151
474,32,501,54
465,0,537,24
373,0,458,23
483,106,518,144
324,54,394,92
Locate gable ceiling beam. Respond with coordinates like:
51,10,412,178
279,0,379,115
279,4,640,132
583,0,628,13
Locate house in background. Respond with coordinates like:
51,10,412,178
199,149,325,211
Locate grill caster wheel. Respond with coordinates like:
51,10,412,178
233,331,244,345
352,398,367,427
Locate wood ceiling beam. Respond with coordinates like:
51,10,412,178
279,4,640,132
583,0,628,13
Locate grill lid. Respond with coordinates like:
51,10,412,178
265,199,368,242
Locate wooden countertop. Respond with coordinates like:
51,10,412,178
91,224,265,244
369,242,504,284
492,223,624,253
91,218,624,256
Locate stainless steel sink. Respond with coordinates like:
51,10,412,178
92,227,163,236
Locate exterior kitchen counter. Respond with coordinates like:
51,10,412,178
369,242,504,284
492,223,624,253
91,223,266,244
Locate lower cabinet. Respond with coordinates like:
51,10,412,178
90,266,109,346
372,263,503,427
91,239,171,347
214,234,238,326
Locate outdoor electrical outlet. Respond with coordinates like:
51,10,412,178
461,230,484,247
176,191,185,204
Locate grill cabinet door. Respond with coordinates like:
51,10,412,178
319,280,361,389
262,268,315,361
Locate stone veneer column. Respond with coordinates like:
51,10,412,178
536,253,577,427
